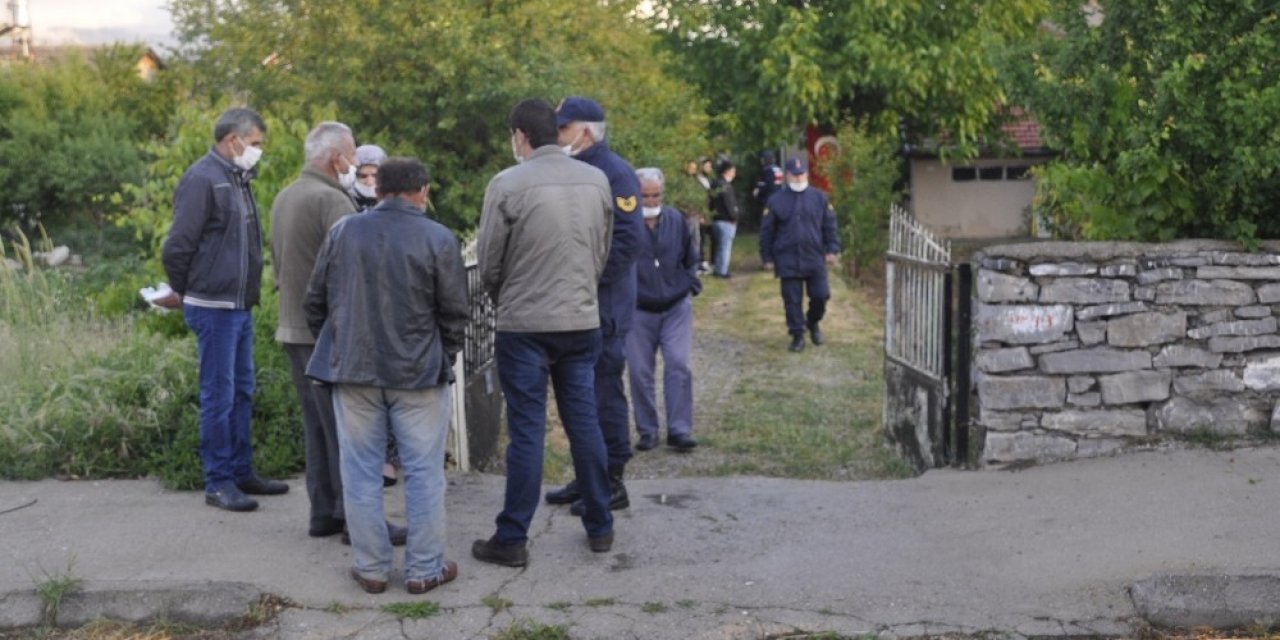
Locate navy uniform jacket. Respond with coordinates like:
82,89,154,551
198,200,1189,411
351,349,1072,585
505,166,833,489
636,206,702,313
759,187,841,278
574,141,643,335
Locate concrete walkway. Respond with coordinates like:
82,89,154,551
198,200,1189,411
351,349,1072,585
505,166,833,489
3,447,1280,639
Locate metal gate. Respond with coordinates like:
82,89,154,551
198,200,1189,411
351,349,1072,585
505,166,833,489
447,241,503,471
883,205,972,470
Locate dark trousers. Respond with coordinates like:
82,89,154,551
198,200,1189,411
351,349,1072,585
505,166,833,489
781,271,830,336
595,331,632,469
494,330,612,543
283,343,343,527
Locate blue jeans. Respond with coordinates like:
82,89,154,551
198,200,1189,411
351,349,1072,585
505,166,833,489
494,330,612,543
183,305,255,491
626,298,694,439
333,383,452,584
713,220,737,276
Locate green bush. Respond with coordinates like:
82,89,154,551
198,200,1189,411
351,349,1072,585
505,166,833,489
816,120,903,279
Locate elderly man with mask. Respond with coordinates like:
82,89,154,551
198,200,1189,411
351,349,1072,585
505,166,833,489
760,156,841,353
270,122,408,545
545,97,644,518
626,168,701,452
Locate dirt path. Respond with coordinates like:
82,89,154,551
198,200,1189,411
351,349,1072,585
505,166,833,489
544,234,908,483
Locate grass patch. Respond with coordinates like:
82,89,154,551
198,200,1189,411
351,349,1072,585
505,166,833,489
582,597,615,607
32,559,81,627
381,601,441,619
676,599,697,609
640,601,668,614
544,601,572,611
483,595,514,613
491,620,572,640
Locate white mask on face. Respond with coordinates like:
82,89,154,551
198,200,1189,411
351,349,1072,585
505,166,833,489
338,158,358,190
353,182,376,199
788,180,808,192
233,137,262,171
642,206,661,218
562,127,586,156
511,135,524,164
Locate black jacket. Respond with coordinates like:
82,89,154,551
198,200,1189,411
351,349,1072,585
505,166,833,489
635,206,702,312
162,149,263,309
760,187,841,278
304,197,469,390
709,177,741,223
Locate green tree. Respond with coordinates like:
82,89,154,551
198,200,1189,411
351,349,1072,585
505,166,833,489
168,0,709,231
1008,0,1280,242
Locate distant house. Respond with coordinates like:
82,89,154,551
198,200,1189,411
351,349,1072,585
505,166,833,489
904,111,1054,240
0,44,165,81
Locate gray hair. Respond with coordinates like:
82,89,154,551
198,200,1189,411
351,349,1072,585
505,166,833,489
635,167,665,187
213,107,266,142
583,121,606,142
304,122,353,164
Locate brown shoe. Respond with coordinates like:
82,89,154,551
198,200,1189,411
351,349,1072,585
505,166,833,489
406,560,459,595
351,568,387,594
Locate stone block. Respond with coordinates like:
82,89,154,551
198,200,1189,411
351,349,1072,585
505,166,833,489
1272,400,1280,432
1133,286,1156,301
1258,283,1280,304
1076,301,1148,320
1170,256,1209,267
1197,265,1280,280
1132,573,1280,631
1153,345,1223,368
1208,251,1280,266
975,302,1073,345
1186,316,1277,340
1029,339,1079,355
1029,262,1097,277
1235,305,1273,319
980,257,1021,272
1156,279,1255,306
983,431,1076,464
979,410,1038,432
1197,308,1234,324
1077,321,1106,345
976,269,1038,303
977,374,1066,410
1208,335,1280,353
1173,370,1245,395
1040,348,1152,374
1043,409,1147,436
1136,267,1183,285
975,347,1034,373
1099,262,1137,277
1243,355,1280,391
1068,392,1101,407
1154,397,1263,435
1099,370,1172,405
1039,277,1131,304
1107,311,1187,347
1067,375,1095,393
1076,438,1126,458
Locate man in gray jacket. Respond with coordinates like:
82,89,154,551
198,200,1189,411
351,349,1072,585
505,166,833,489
270,122,406,546
471,98,616,567
305,157,468,595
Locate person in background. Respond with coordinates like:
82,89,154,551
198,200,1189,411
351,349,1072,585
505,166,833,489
471,99,615,567
752,150,784,208
627,167,700,452
350,144,386,211
760,155,841,353
157,107,289,512
305,156,467,595
708,156,741,278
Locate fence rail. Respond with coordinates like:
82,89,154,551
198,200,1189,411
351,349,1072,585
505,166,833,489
885,204,951,381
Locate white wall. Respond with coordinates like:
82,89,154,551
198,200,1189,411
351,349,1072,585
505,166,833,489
909,157,1047,239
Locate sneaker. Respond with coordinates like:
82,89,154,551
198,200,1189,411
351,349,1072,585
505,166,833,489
406,560,458,594
472,536,529,567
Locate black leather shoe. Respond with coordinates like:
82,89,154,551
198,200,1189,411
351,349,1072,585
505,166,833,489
341,521,407,546
235,475,289,495
309,516,344,537
471,536,529,567
569,479,630,516
588,532,614,553
667,434,698,452
545,479,580,505
808,322,825,346
205,485,258,512
788,334,805,352
635,433,658,451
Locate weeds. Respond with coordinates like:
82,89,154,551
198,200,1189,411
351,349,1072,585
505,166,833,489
381,601,441,619
545,601,572,611
641,601,668,614
491,620,571,640
483,595,514,613
583,598,615,607
32,558,81,627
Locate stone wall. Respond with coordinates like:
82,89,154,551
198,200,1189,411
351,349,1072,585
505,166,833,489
972,240,1280,465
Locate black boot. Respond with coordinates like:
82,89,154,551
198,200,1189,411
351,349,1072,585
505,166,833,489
807,321,825,345
545,479,580,505
788,333,805,352
570,465,629,515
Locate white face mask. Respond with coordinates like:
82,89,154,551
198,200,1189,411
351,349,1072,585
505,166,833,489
233,138,262,171
788,180,808,192
562,127,586,156
353,182,376,199
642,206,661,218
511,136,524,164
338,158,358,190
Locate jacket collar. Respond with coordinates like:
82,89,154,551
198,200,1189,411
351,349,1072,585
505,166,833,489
207,147,257,181
371,195,426,216
574,139,611,164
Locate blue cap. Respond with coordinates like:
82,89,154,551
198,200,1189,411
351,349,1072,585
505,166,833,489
556,97,605,128
785,156,808,175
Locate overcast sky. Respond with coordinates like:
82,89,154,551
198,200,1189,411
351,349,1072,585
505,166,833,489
20,0,174,46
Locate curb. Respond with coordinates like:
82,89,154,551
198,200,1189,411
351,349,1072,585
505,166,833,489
1131,572,1280,631
0,580,261,630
